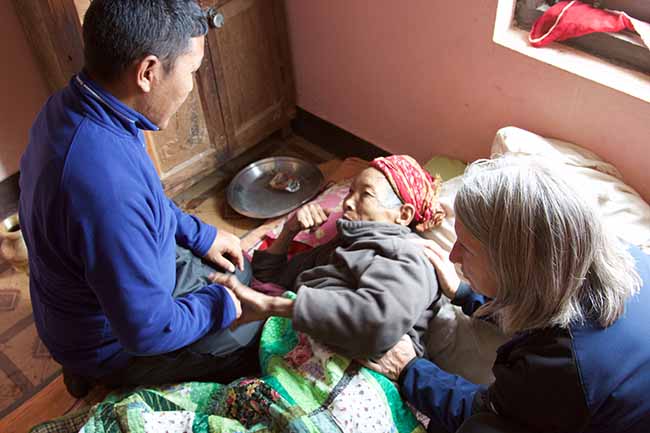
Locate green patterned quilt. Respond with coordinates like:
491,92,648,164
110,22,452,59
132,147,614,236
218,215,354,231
31,299,426,433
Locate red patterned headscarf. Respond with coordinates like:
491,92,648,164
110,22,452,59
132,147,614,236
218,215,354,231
370,155,445,232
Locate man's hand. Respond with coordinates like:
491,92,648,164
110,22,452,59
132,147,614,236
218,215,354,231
209,273,293,328
412,238,461,300
283,203,331,235
223,286,242,320
359,335,417,381
204,228,244,273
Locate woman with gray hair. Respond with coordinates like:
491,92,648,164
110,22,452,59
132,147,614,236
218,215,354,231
365,155,650,433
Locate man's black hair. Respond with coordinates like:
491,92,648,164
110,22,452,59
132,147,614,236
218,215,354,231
83,0,208,82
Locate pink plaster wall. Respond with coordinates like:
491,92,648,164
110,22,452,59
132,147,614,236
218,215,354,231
0,2,49,181
284,0,650,202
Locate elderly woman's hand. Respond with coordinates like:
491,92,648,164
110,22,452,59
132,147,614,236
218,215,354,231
413,239,461,300
266,203,332,256
359,335,417,381
283,203,331,235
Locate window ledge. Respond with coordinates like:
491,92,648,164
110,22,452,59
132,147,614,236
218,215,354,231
493,0,650,103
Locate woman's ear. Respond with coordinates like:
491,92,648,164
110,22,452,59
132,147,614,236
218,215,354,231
134,55,161,93
395,203,415,226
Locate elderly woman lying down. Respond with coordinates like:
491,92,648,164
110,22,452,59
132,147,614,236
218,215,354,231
219,155,445,359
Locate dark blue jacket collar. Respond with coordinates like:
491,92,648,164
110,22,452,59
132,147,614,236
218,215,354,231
73,71,159,134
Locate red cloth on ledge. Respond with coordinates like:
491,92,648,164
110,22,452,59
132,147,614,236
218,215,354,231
529,0,650,49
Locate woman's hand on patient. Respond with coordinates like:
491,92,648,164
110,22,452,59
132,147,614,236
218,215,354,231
413,239,461,300
360,335,417,381
209,273,294,328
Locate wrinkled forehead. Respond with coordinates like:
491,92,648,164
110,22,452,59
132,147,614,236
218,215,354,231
354,167,389,189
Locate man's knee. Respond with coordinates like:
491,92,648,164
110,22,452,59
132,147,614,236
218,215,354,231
204,249,252,285
232,255,252,285
189,319,262,356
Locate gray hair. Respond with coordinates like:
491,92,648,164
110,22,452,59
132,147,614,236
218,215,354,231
455,155,641,334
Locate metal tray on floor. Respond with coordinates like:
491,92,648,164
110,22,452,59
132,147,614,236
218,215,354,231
227,156,324,219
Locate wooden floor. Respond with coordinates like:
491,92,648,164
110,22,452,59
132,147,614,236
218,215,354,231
0,376,110,433
0,134,338,433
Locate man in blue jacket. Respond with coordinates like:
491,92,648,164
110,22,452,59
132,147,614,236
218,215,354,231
19,0,261,397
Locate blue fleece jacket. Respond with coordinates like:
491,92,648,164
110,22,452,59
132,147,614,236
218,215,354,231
19,73,237,378
399,246,650,433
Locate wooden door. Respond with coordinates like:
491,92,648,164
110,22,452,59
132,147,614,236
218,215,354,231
202,0,295,161
147,55,228,196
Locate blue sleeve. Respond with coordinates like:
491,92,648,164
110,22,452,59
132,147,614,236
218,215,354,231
452,283,488,316
399,358,486,432
168,198,216,257
66,165,235,356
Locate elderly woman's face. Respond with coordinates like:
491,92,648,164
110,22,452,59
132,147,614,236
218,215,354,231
450,218,498,298
342,168,399,223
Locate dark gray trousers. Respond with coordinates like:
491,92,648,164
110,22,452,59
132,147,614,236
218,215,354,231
456,413,533,433
100,246,263,387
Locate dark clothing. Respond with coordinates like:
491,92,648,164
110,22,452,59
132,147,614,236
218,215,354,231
399,246,650,433
253,219,440,359
97,247,262,387
19,73,238,378
457,413,531,433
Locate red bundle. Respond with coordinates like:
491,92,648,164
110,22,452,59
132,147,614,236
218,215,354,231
529,0,650,49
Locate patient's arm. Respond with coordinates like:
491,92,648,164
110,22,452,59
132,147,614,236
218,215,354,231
252,237,338,289
209,273,294,326
266,203,331,256
252,203,333,288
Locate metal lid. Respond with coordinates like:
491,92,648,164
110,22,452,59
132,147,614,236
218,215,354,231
227,156,324,219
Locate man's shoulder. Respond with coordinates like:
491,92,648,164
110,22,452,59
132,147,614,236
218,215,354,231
66,118,149,178
62,121,158,215
72,116,141,155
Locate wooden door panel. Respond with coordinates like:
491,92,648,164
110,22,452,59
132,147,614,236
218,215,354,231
146,78,227,195
150,80,212,173
206,0,286,154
